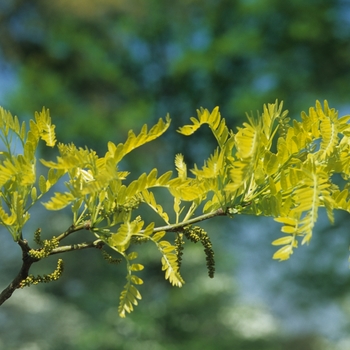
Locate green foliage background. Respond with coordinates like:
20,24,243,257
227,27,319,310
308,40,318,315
1,0,350,349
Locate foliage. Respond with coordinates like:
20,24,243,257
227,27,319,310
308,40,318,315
0,100,350,317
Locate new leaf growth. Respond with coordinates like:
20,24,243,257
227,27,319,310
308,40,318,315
0,100,349,316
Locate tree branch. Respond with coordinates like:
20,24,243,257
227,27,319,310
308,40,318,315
0,236,103,306
0,239,38,306
0,210,227,306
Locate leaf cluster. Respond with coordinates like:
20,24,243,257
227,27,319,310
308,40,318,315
0,107,60,241
0,100,350,315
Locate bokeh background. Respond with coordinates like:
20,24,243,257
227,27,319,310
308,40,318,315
1,0,350,349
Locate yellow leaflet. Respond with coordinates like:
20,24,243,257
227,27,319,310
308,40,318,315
114,116,171,164
130,264,144,271
333,189,348,209
152,231,166,242
143,222,155,236
276,138,289,165
34,107,56,147
28,120,40,146
264,151,279,175
274,216,297,226
158,240,175,251
261,100,284,143
20,120,26,141
0,207,17,226
175,153,187,179
272,236,294,246
129,285,142,300
178,124,198,136
301,107,320,138
147,168,158,186
281,225,296,234
130,275,143,285
235,120,260,159
127,252,138,260
173,197,183,219
177,107,222,137
272,245,293,261
213,118,230,148
43,192,75,210
208,106,221,129
31,187,37,202
203,196,221,213
109,220,144,248
268,177,277,195
158,171,172,185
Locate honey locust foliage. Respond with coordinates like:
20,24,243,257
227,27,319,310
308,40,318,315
0,100,350,316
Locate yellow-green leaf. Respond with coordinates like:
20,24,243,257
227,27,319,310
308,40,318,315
34,107,56,147
281,225,297,234
43,192,75,210
0,207,17,226
175,153,187,179
38,175,47,194
152,231,166,242
127,252,138,260
272,236,294,246
130,264,144,271
31,187,37,202
274,217,297,226
109,220,144,248
129,285,142,300
130,275,143,285
272,245,293,261
143,222,154,236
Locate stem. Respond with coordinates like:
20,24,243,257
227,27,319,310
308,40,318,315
149,208,226,234
50,210,227,253
56,222,90,242
49,239,103,255
0,239,38,306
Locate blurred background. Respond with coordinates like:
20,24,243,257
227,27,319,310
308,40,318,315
1,0,350,349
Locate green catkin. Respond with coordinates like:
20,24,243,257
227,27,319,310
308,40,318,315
28,236,59,259
33,228,43,245
130,236,149,245
183,226,215,278
20,259,64,288
101,249,122,264
175,233,185,270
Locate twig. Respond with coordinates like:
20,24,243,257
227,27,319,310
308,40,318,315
49,239,103,255
148,208,227,234
55,221,91,242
